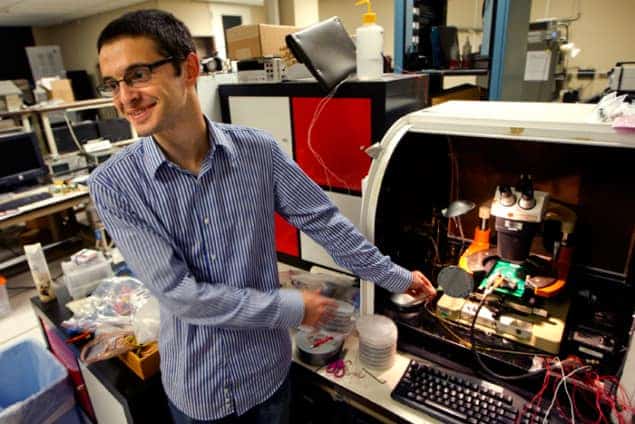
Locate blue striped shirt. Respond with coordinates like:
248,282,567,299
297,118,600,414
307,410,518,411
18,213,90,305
88,117,411,420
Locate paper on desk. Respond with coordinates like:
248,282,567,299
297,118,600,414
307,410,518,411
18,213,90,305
37,76,60,91
524,50,551,81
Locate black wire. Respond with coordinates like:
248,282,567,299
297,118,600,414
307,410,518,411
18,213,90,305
424,306,549,357
469,291,548,381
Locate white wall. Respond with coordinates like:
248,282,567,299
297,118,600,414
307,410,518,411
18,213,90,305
292,0,318,27
318,0,394,58
32,1,158,81
157,0,213,36
279,0,317,27
530,0,635,98
279,0,295,26
208,3,266,60
32,1,266,83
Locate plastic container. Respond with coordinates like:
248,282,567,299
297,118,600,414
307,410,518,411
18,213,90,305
0,277,10,318
356,314,397,370
24,243,56,302
62,251,113,299
0,339,81,423
320,300,355,335
355,0,383,80
295,331,344,366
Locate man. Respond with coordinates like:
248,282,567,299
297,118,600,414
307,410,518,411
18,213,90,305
90,9,436,424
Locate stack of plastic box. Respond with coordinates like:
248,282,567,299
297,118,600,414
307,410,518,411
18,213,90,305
356,314,398,370
62,251,113,299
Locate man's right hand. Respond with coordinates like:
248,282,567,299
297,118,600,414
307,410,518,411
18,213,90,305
301,290,337,327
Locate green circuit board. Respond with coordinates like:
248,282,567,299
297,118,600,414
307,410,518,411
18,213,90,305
479,260,525,298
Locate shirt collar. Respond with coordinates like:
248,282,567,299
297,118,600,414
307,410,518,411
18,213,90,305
143,115,237,178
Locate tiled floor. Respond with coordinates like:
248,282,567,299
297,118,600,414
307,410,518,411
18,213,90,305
0,261,63,349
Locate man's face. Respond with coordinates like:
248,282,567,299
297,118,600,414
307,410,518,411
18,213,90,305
98,36,187,137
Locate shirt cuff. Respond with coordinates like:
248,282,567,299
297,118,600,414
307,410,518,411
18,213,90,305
277,288,305,328
379,265,412,293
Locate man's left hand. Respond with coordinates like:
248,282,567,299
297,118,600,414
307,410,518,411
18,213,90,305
407,270,437,301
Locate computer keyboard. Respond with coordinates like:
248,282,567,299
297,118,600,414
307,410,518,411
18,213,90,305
0,192,53,212
392,359,554,424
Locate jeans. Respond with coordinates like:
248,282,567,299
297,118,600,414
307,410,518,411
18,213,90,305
168,375,290,424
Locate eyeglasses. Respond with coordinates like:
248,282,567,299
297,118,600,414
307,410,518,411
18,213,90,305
98,57,175,97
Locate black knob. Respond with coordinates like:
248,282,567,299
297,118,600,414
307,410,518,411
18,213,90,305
499,185,515,207
518,189,536,210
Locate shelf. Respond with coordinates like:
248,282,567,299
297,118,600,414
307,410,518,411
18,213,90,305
419,68,489,76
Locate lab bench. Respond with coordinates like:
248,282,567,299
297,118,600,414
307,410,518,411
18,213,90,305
31,287,438,424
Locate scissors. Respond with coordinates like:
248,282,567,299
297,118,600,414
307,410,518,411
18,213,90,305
326,359,349,378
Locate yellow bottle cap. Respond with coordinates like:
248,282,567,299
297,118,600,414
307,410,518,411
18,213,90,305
362,12,376,24
355,0,376,24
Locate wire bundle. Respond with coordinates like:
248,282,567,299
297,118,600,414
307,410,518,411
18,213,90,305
305,79,352,194
423,275,635,423
515,358,635,424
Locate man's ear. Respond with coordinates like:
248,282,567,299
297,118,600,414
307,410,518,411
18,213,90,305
183,52,200,85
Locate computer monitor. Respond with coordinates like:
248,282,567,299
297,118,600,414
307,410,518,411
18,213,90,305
97,118,132,142
52,121,99,154
0,131,47,192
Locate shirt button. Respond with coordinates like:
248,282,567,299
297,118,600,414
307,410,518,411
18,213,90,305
211,254,216,261
204,217,210,224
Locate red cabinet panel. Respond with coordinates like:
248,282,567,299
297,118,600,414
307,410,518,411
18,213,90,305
292,98,372,192
275,213,299,256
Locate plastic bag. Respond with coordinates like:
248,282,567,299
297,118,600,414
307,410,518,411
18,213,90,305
591,92,633,122
80,330,136,364
62,276,152,333
132,297,160,344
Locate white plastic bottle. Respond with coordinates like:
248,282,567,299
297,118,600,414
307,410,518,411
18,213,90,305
355,0,383,80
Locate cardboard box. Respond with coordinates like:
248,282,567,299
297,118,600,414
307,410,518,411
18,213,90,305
4,94,22,111
0,80,23,112
119,342,160,380
226,24,300,60
49,79,75,103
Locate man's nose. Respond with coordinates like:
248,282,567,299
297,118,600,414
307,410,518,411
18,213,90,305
118,82,140,106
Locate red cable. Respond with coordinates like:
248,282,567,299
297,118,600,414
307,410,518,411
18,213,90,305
516,369,552,424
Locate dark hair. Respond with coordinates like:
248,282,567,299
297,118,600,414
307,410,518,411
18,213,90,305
97,9,195,75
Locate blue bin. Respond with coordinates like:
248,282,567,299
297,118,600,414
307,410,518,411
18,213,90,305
0,339,81,424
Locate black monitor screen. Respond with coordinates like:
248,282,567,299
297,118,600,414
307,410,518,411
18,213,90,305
0,132,47,190
53,121,100,154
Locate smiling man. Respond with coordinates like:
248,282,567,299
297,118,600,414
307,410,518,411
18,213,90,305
88,9,436,424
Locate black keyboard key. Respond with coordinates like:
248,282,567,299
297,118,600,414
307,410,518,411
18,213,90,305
392,359,528,424
424,399,467,421
503,409,517,420
0,192,53,212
